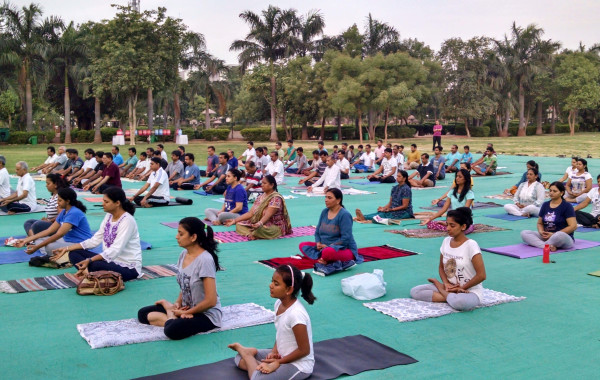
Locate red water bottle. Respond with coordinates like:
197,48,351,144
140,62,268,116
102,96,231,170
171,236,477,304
542,244,550,263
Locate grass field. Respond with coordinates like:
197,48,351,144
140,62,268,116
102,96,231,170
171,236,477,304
0,132,597,167
0,134,599,379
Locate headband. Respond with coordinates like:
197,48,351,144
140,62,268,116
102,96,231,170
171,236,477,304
287,265,294,289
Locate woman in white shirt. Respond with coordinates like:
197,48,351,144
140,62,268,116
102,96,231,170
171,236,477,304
411,207,486,311
229,264,316,379
53,187,142,281
558,157,578,183
504,168,546,217
565,158,592,203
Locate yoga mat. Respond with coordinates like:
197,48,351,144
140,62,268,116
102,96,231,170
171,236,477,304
0,204,46,216
162,221,213,229
290,189,376,197
0,235,26,247
484,193,513,200
133,335,417,380
386,224,508,239
83,197,103,202
588,270,600,277
472,171,512,177
485,214,529,221
284,172,305,177
421,201,504,211
214,226,316,243
193,190,208,196
364,289,525,322
411,186,448,191
257,245,420,270
0,264,177,294
77,303,275,349
576,226,600,233
349,180,380,185
94,201,190,208
482,239,600,259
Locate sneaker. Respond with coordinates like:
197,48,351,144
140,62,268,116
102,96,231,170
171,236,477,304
341,260,356,271
313,260,343,276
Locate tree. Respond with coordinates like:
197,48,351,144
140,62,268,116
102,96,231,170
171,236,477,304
0,2,62,130
363,14,400,57
187,56,230,129
295,10,325,60
0,89,19,127
556,53,600,135
496,23,560,136
230,5,300,141
50,21,87,143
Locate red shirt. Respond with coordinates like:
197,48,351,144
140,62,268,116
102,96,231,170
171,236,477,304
103,162,122,187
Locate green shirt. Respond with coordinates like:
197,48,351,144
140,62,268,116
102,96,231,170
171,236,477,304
483,155,497,171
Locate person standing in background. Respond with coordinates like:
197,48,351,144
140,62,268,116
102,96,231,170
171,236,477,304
433,120,443,151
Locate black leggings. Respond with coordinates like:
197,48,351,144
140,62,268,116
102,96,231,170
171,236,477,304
137,304,217,340
433,136,441,150
68,249,139,282
370,175,396,183
575,210,600,227
133,195,169,207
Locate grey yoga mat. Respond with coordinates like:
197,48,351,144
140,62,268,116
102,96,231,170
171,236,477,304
133,334,417,380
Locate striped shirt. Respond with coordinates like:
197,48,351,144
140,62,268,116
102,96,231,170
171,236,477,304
45,194,59,220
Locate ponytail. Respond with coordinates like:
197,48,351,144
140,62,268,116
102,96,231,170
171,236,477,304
103,187,136,216
276,265,316,305
179,217,221,271
57,188,87,213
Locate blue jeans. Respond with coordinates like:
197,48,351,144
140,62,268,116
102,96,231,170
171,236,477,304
1,202,31,213
24,219,52,234
68,249,139,282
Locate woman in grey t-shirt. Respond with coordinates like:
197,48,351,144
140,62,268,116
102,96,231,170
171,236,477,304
138,217,222,340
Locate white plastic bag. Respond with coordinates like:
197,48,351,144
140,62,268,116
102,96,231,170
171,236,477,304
341,269,386,300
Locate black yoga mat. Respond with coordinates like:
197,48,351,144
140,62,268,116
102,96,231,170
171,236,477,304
94,197,193,208
133,335,417,380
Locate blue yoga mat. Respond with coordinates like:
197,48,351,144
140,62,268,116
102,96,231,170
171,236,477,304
485,214,529,221
193,190,208,196
576,226,600,233
349,181,380,186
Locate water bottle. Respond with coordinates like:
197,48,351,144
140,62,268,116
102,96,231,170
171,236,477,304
542,244,550,263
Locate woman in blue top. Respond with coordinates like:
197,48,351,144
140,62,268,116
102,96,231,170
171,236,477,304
521,181,577,251
422,169,475,233
299,188,362,265
14,187,93,266
355,170,414,222
204,168,248,225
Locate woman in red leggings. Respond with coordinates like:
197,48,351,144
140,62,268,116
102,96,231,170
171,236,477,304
298,188,362,265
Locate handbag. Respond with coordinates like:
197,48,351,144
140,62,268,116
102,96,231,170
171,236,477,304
76,270,125,296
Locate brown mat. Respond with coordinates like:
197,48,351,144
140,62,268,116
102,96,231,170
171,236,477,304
386,224,508,238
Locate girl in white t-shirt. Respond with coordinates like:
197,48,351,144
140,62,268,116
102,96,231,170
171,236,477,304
411,207,486,311
565,158,592,203
558,157,578,183
229,265,316,379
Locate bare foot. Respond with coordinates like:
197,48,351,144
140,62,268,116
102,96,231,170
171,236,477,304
549,245,557,252
228,343,258,357
521,213,530,218
355,209,365,221
317,258,327,265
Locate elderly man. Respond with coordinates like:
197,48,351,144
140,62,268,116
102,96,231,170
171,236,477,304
264,150,284,184
0,161,37,214
45,146,67,174
0,155,11,199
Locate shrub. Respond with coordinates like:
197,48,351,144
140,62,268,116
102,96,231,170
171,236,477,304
240,127,271,141
8,130,55,144
470,126,491,137
100,127,119,142
203,128,230,141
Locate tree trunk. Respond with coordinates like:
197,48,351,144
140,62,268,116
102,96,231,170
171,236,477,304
336,111,342,141
64,72,72,143
550,102,556,134
383,107,389,144
320,116,326,141
147,88,154,129
464,119,471,138
367,108,374,141
517,79,526,136
357,108,363,145
205,88,211,130
131,93,137,145
163,101,168,128
269,75,277,141
568,109,577,136
25,77,33,131
94,97,102,143
301,121,309,140
282,112,290,140
535,101,543,135
174,91,181,129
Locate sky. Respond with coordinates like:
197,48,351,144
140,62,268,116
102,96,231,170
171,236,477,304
13,0,600,64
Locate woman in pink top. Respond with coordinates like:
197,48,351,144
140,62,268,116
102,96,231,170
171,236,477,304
433,120,442,151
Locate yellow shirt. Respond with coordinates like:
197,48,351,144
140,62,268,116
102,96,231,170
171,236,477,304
407,150,421,163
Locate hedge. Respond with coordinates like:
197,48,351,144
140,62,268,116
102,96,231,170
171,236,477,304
202,128,230,141
240,125,356,141
8,131,55,144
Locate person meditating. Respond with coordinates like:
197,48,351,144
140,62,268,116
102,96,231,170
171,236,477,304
408,153,435,188
129,157,170,207
504,167,545,217
504,160,541,195
564,158,592,203
421,169,474,233
307,155,340,193
14,188,93,264
557,157,578,183
367,148,397,183
228,265,315,380
410,207,486,311
299,188,363,265
574,174,600,228
204,169,248,226
138,217,222,340
23,173,68,236
53,187,142,281
0,161,36,214
521,181,577,251
224,175,292,240
355,170,413,222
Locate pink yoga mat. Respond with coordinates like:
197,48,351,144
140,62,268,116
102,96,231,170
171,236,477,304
84,197,103,202
161,220,213,228
482,239,600,259
214,226,315,243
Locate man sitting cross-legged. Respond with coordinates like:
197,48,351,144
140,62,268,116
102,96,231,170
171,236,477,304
128,157,170,208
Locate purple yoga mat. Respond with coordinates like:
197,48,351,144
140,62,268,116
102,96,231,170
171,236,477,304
214,225,316,243
482,239,600,259
161,221,213,228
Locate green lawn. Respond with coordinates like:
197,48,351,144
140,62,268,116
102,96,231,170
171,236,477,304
0,136,599,379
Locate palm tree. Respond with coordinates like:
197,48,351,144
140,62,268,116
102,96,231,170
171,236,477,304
230,5,300,141
296,10,325,60
50,22,87,143
175,31,206,129
363,13,400,57
496,23,560,136
187,56,231,129
0,2,62,131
